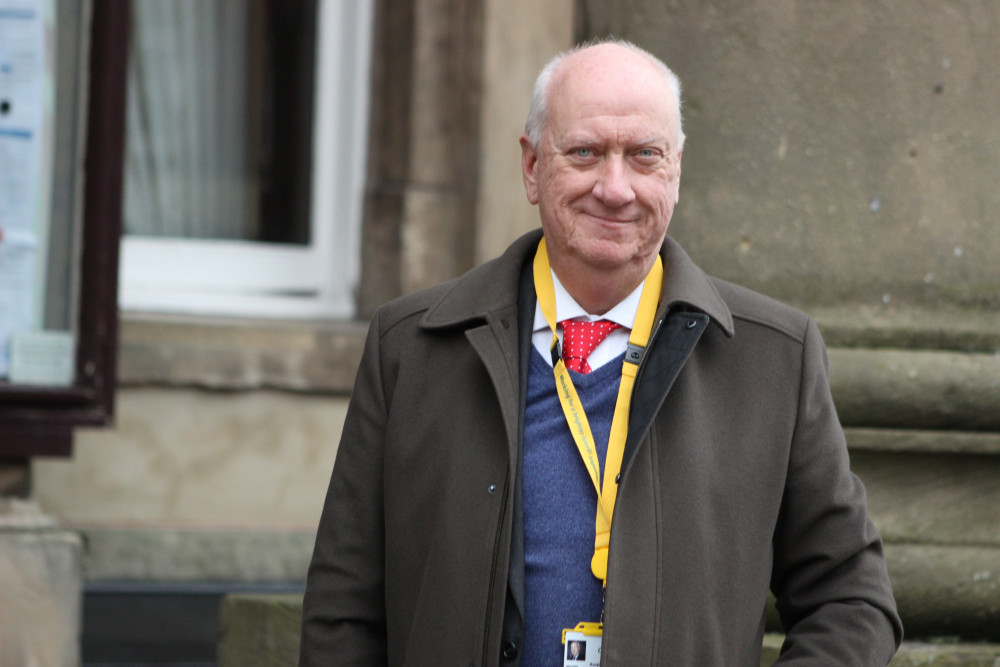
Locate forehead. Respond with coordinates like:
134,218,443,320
546,47,677,142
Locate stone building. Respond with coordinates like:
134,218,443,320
4,0,998,662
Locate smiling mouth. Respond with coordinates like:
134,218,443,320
585,212,635,224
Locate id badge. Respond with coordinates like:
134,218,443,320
561,622,602,667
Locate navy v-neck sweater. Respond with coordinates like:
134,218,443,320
522,347,624,665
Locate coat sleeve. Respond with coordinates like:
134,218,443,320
300,311,390,666
770,319,903,665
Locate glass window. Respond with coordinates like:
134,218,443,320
0,0,124,457
0,0,88,386
118,0,373,318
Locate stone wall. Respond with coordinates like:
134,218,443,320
578,0,1000,641
578,0,1000,317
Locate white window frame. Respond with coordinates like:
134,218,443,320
118,0,373,319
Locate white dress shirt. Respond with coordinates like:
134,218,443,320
531,269,645,371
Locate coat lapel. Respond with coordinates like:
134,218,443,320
464,315,520,455
419,230,542,466
658,236,734,337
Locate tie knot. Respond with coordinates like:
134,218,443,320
560,319,622,374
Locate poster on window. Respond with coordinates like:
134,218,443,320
0,0,48,378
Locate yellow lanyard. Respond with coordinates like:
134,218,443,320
532,238,662,585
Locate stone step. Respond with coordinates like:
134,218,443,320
81,526,1000,643
829,348,1000,431
883,543,1000,642
216,595,1000,666
848,428,1000,457
218,593,303,667
852,448,1000,547
762,634,1000,666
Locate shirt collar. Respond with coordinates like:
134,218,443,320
533,268,645,333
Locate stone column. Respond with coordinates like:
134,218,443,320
576,0,1000,642
0,499,83,666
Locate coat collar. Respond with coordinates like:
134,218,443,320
420,228,734,338
658,235,735,337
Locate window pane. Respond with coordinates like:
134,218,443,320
123,0,315,245
0,0,87,385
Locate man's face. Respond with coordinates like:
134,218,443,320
570,641,581,657
521,45,682,284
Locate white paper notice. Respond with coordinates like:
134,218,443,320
0,228,37,376
0,1,46,378
0,0,45,235
10,328,74,385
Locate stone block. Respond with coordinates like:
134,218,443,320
830,349,1000,431
0,500,82,667
766,544,1000,642
762,634,1000,666
852,449,1000,548
886,543,1000,642
218,593,303,667
81,527,316,582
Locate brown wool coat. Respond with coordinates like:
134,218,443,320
300,229,902,666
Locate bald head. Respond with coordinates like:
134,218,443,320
525,40,684,150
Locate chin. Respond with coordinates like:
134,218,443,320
575,243,640,271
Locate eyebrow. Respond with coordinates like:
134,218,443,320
559,134,670,148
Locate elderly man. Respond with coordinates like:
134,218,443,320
300,40,902,665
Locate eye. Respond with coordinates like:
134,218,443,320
635,147,660,160
572,147,595,158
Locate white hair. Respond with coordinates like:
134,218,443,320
524,38,684,148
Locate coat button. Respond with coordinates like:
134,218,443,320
488,484,497,494
686,319,698,329
501,640,518,659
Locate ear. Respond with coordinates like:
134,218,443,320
520,134,540,205
673,149,683,204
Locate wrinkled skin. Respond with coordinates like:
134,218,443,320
521,44,684,314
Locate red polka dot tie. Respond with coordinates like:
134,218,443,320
559,319,623,374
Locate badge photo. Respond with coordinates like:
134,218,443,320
562,622,602,667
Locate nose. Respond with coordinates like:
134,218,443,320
592,154,636,208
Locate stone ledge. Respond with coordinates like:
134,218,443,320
763,542,1000,643
885,543,1000,642
0,498,59,528
772,543,1000,643
214,596,1000,667
74,523,1000,643
76,528,1000,643
761,545,1000,643
118,312,1000,432
81,527,316,582
813,306,1000,354
850,449,1000,547
830,348,1000,430
762,634,1000,666
848,428,1000,456
119,313,367,393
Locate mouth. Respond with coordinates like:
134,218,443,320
584,212,636,225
